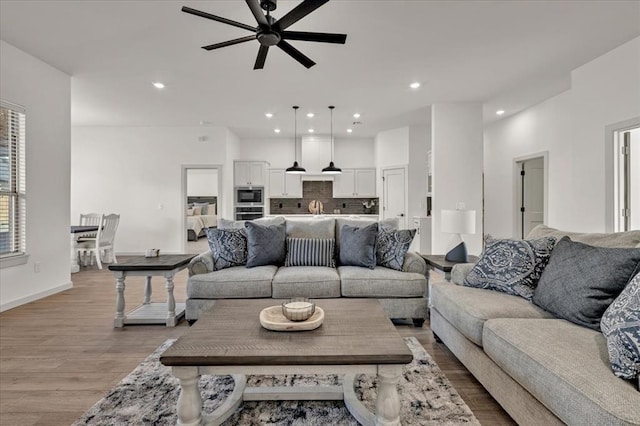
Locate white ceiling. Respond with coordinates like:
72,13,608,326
1,0,639,139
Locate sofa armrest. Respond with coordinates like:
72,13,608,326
451,263,475,285
188,251,214,276
402,251,427,275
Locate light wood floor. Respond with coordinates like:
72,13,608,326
0,262,516,426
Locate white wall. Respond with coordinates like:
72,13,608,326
71,126,234,254
374,127,409,171
0,41,72,311
408,126,430,219
187,169,218,196
431,103,484,255
484,37,640,236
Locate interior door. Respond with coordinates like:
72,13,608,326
518,157,544,238
382,167,406,228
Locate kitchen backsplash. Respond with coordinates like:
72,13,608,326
270,181,379,215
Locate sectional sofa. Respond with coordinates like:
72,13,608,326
186,216,429,325
430,225,640,426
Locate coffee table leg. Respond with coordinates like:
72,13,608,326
114,273,126,328
166,273,177,326
375,365,402,426
174,366,202,426
143,276,152,305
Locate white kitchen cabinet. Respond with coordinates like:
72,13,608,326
234,161,266,186
410,216,432,254
268,169,302,198
333,168,376,197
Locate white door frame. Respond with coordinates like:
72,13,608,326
513,152,548,239
605,116,640,232
181,164,223,253
381,165,408,229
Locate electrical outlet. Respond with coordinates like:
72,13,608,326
34,262,41,273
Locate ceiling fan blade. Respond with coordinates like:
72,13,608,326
276,0,329,30
254,45,269,69
245,0,269,27
282,30,346,44
181,6,256,32
277,40,316,68
202,35,255,51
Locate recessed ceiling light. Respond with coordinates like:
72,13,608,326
308,129,314,133
265,113,273,118
353,113,360,119
307,113,314,118
496,110,505,115
409,82,421,89
274,128,281,133
152,82,165,89
347,128,353,133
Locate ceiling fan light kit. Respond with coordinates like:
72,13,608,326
181,0,347,70
286,106,306,175
322,105,341,175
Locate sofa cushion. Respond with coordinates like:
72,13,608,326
430,282,555,346
601,272,640,380
272,266,341,298
335,217,398,259
338,223,378,269
285,238,335,268
187,265,276,299
527,224,640,248
463,236,556,301
339,266,426,298
204,228,247,271
533,237,640,330
245,221,286,268
376,225,416,271
285,218,335,239
483,318,640,425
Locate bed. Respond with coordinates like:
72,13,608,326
187,196,217,241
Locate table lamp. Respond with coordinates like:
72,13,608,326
441,209,476,263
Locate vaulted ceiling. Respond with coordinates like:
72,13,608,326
1,0,639,138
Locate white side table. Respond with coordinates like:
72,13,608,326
108,254,195,327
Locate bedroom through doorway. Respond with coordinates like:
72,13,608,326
182,165,222,254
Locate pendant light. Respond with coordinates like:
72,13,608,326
322,105,342,174
285,105,306,174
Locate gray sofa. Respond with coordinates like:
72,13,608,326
430,225,640,426
186,216,428,325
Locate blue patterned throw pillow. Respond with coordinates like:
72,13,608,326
376,225,416,271
601,272,640,381
285,238,335,268
205,228,247,271
463,236,556,301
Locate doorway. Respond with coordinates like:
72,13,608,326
182,165,222,254
515,153,547,238
382,166,407,229
614,126,640,231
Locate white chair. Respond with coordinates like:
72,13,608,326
76,213,104,268
77,214,120,269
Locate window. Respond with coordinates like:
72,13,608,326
0,101,26,259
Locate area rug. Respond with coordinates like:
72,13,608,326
74,337,479,425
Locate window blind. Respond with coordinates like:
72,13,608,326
0,100,26,257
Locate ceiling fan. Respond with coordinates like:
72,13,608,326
182,0,347,69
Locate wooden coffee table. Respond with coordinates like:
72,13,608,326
160,299,413,425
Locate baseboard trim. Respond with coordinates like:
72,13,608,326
0,282,73,312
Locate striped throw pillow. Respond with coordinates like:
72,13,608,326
285,238,336,268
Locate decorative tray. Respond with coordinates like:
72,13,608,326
259,306,324,331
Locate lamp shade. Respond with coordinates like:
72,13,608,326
441,209,476,235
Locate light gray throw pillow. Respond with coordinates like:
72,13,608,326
532,236,640,330
244,221,286,268
338,223,378,269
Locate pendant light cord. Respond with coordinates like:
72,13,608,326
329,105,335,161
293,105,299,163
